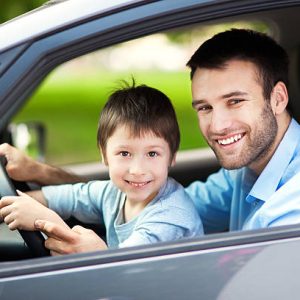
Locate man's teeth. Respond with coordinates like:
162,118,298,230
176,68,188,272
218,134,242,145
128,181,148,187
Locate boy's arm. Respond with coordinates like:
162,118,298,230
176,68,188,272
26,190,48,207
0,143,85,185
0,191,68,231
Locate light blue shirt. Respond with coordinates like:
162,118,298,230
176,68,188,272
42,177,203,248
186,118,300,233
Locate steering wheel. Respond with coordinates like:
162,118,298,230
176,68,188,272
0,156,50,257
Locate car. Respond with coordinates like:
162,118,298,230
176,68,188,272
1,0,300,299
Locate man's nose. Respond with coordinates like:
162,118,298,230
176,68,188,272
210,108,233,133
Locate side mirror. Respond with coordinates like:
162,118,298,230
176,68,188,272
9,122,46,162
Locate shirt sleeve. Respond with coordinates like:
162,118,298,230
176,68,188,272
42,180,111,224
185,168,234,234
119,189,204,248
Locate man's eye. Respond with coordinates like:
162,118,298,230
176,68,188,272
148,151,158,157
229,99,243,105
120,151,130,157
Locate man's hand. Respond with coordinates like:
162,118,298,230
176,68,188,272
0,143,84,185
35,220,108,255
0,190,66,231
0,143,38,182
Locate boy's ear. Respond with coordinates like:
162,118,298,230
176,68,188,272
100,148,108,165
170,153,177,167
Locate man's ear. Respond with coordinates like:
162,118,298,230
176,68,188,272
270,81,289,115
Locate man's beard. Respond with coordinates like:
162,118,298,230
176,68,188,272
209,104,278,170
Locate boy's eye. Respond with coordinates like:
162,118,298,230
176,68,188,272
197,105,212,112
120,151,130,157
148,151,158,157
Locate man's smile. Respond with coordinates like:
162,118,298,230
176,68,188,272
216,133,244,146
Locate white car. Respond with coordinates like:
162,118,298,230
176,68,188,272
0,1,300,299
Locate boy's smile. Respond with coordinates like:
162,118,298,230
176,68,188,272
104,125,174,209
125,180,152,187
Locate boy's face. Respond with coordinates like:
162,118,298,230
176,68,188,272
104,125,174,206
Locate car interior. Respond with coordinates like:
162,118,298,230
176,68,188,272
1,2,300,264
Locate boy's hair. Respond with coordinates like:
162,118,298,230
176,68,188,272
186,28,289,101
97,81,180,161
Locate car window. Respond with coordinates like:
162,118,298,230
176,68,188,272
11,21,270,167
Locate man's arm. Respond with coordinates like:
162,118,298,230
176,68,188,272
185,168,233,234
0,143,85,185
35,219,108,255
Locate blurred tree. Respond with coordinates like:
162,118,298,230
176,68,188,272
1,0,45,24
165,21,270,45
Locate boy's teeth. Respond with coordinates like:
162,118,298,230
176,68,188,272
129,181,147,187
218,134,242,145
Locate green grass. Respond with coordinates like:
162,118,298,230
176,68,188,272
13,70,208,165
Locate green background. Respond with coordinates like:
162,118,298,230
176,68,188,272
13,71,208,165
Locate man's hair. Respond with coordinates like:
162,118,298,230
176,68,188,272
186,28,289,100
97,81,180,161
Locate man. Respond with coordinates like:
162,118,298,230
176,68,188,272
185,28,300,233
1,29,300,253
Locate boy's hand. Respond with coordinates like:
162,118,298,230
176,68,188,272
0,190,65,231
35,220,108,255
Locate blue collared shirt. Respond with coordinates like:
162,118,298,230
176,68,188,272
185,118,300,233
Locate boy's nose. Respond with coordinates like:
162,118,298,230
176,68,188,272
129,157,146,175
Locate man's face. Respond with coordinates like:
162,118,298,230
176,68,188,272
191,59,278,173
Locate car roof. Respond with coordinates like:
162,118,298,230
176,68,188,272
0,0,144,52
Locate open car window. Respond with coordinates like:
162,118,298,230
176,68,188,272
10,21,269,181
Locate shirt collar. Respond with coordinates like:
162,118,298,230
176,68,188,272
247,118,300,203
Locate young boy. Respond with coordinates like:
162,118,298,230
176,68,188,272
0,82,203,253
